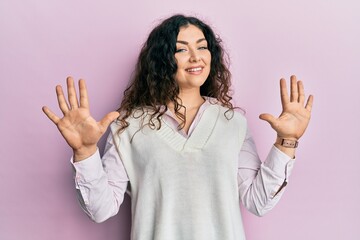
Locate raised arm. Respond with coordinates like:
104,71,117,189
238,75,314,216
259,75,314,157
42,77,120,161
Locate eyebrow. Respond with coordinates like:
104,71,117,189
176,38,207,45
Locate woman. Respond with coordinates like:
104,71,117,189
42,14,313,240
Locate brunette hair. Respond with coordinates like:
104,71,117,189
117,14,233,131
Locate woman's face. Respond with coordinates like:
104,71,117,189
174,24,211,91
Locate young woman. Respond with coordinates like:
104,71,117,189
42,14,313,240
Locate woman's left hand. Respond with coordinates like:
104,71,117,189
259,75,314,140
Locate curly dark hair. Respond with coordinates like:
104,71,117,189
117,14,233,131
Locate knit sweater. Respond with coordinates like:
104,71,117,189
119,104,245,239
72,101,294,240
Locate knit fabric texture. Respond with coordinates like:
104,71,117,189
111,103,248,240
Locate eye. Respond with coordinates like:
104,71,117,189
198,46,208,50
175,48,187,53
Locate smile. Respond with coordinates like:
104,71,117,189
186,67,203,73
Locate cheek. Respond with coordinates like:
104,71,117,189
204,52,211,69
202,51,211,65
174,55,186,68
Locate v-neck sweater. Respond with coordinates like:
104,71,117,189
72,99,295,240
119,103,248,240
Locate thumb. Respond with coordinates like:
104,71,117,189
99,111,120,130
259,113,277,127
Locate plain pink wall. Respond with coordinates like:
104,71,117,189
1,0,359,239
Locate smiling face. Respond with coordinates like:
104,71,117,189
174,24,211,91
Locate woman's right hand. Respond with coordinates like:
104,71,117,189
42,77,120,162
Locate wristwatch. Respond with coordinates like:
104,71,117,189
276,138,299,148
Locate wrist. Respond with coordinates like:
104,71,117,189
73,145,97,162
275,137,299,148
274,138,296,158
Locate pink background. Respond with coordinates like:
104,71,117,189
1,0,359,239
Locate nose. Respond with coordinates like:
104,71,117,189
189,50,201,62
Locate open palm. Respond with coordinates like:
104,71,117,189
259,75,314,140
42,77,119,160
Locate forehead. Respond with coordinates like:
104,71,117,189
177,24,206,41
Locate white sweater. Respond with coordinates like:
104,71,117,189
72,102,295,240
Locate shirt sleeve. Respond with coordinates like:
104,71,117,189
237,127,295,216
70,132,129,223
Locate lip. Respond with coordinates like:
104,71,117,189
185,66,204,74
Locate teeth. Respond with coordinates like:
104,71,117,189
186,67,202,72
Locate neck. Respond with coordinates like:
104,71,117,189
169,88,205,111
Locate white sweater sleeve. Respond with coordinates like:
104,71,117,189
237,127,295,217
71,133,129,223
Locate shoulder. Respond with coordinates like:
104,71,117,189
205,97,247,125
110,107,160,137
204,99,248,143
116,107,158,126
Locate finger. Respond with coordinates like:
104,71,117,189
56,85,70,114
280,78,290,106
259,113,278,128
298,80,305,105
42,106,60,124
305,95,314,112
67,76,79,110
290,75,298,102
79,79,89,109
99,111,120,131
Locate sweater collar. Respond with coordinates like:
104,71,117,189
157,101,220,152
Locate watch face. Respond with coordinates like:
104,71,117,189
280,139,298,148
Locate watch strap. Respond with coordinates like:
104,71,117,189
277,138,299,148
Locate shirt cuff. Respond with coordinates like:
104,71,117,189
263,145,296,179
70,149,104,183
